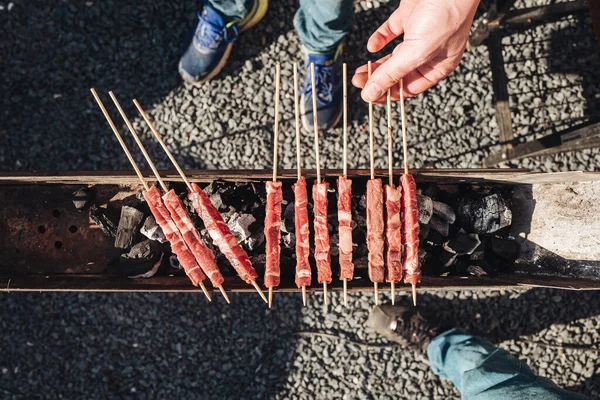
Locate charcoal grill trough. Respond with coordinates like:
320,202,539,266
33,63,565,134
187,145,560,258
1,169,599,294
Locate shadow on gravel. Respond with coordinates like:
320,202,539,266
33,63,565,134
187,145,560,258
0,292,303,399
415,287,600,397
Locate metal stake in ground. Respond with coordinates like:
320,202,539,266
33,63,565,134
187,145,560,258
109,92,230,304
133,99,267,304
90,88,212,302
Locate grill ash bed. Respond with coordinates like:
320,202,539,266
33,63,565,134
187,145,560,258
1,169,599,293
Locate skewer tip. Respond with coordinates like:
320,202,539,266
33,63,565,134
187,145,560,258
302,286,307,306
374,282,379,306
391,282,395,305
343,279,348,307
412,284,417,307
268,287,273,309
219,286,231,304
251,280,268,304
199,282,212,302
323,282,328,306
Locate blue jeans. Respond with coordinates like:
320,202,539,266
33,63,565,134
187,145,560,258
428,329,589,400
209,0,354,53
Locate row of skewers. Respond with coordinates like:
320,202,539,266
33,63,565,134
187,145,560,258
90,61,421,307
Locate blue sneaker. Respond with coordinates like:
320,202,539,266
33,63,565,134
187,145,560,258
179,1,268,85
300,44,344,132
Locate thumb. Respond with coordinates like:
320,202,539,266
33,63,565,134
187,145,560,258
361,41,430,102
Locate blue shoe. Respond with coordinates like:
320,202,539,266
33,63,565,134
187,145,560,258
179,1,268,85
300,44,344,132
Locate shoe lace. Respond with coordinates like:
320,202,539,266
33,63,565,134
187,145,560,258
300,62,335,106
194,11,238,50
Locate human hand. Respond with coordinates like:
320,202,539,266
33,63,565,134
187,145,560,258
352,0,480,103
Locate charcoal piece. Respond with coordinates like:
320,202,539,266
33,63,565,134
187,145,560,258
114,206,144,249
89,205,117,238
457,194,512,234
282,232,295,250
417,195,433,224
227,213,256,242
119,240,163,278
169,255,180,269
330,234,339,257
352,227,366,245
358,195,367,212
328,214,338,232
467,265,488,276
283,202,295,233
418,249,428,264
429,215,449,237
421,184,440,199
135,189,146,203
419,223,430,241
489,237,519,261
427,230,446,246
246,230,265,251
140,216,167,243
210,193,225,211
443,231,480,255
439,250,457,267
221,206,237,222
432,201,456,224
72,187,94,211
470,243,485,261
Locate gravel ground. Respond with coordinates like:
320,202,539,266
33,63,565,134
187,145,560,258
2,0,600,398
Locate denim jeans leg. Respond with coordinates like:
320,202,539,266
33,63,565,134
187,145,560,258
294,0,354,53
209,0,253,21
427,328,589,400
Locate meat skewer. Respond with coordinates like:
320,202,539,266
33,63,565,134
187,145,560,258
311,62,332,306
264,64,283,308
132,99,268,304
90,88,212,302
384,89,403,305
293,62,311,306
399,79,421,306
338,63,354,307
366,62,385,305
109,92,230,303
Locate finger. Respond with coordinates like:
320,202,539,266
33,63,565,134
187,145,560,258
361,41,433,102
367,7,405,53
352,54,392,87
402,59,458,96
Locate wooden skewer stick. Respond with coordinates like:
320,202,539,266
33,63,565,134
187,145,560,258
368,61,375,182
294,63,302,180
399,79,416,307
108,92,168,193
110,93,227,303
293,62,308,306
342,62,349,308
311,63,321,185
127,99,233,304
90,89,148,192
133,100,193,191
311,62,328,307
90,89,212,302
268,64,281,309
368,62,378,304
386,88,396,306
